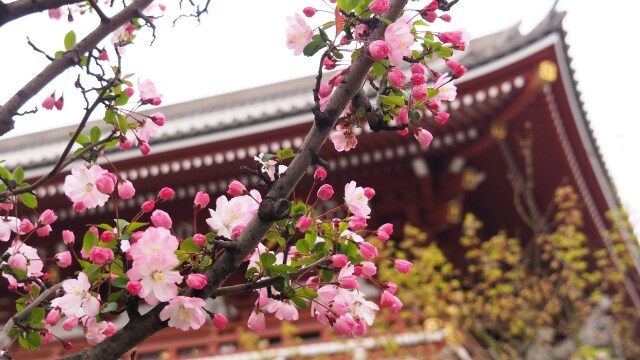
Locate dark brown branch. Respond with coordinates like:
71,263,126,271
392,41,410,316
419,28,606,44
27,37,55,61
0,0,154,137
87,0,109,23
62,2,408,359
0,0,82,27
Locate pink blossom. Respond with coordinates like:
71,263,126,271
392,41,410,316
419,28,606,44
385,282,398,294
231,225,245,239
435,111,450,125
150,112,165,126
126,252,182,305
186,273,208,290
433,73,457,103
2,243,43,287
323,56,337,70
36,225,52,237
48,8,63,20
369,0,390,14
286,13,313,56
296,216,313,232
358,242,378,260
411,63,426,75
126,280,142,295
397,128,409,136
331,254,348,268
254,153,287,181
0,202,13,211
64,165,110,209
213,313,228,330
380,290,403,312
7,254,26,271
117,180,136,199
141,200,155,213
411,73,427,85
384,17,414,66
364,187,375,199
100,231,114,243
394,259,413,273
20,219,34,233
0,216,20,242
318,82,333,98
85,318,116,345
268,300,299,321
317,184,334,201
227,180,247,197
354,24,369,41
56,251,72,268
337,265,359,289
138,78,162,101
445,59,467,78
95,173,116,194
193,233,206,247
411,84,428,101
395,107,409,125
314,168,327,181
51,272,100,318
206,195,256,238
62,230,75,245
438,30,470,50
128,227,178,260
414,128,434,147
344,181,371,217
38,209,57,225
159,296,208,331
63,317,79,331
194,191,210,209
89,247,114,265
150,209,172,229
247,309,266,332
45,309,61,326
368,40,391,61
440,14,452,22
302,7,316,17
330,128,358,152
333,314,357,335
42,93,56,110
158,187,174,201
348,216,368,230
97,48,109,61
388,68,406,88
360,261,377,277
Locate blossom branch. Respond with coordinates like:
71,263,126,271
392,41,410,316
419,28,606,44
62,2,408,359
0,0,82,27
0,283,62,351
0,0,154,137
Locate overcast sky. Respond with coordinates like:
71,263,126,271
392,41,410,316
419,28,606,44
1,0,638,227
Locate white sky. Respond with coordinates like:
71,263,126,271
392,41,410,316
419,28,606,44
1,0,639,227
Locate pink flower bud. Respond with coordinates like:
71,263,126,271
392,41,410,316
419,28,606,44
369,40,391,61
124,87,135,97
194,191,210,208
348,216,368,230
186,273,208,290
323,56,337,70
435,111,450,125
302,7,316,17
377,230,389,242
385,281,398,294
193,233,206,246
314,168,327,181
231,224,245,240
410,63,426,75
42,93,56,110
55,96,64,110
411,84,428,101
410,73,427,86
317,184,334,201
100,231,114,243
364,187,376,199
130,231,143,243
150,209,172,229
380,290,403,312
89,226,99,237
331,254,348,268
38,209,58,225
36,225,52,237
354,24,369,41
126,280,142,295
119,137,132,151
104,322,117,337
397,128,409,136
395,107,409,125
63,316,79,331
358,242,378,260
394,259,413,274
118,180,135,199
95,173,116,194
158,187,174,201
139,142,151,156
369,0,390,14
296,216,313,232
55,251,72,268
445,59,467,78
440,14,452,22
89,247,114,265
20,219,35,233
97,48,109,61
0,203,13,211
63,341,74,350
213,313,228,330
338,275,359,289
141,200,155,213
388,68,406,88
414,128,433,147
62,230,75,245
45,309,61,326
8,255,26,271
378,223,393,237
360,261,377,277
318,82,333,98
226,180,247,197
150,112,165,126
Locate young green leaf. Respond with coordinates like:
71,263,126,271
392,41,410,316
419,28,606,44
64,30,77,51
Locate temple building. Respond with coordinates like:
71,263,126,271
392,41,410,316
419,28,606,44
2,9,638,360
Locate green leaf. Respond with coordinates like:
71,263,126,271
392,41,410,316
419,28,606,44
83,229,99,254
19,332,42,350
296,287,318,299
64,31,77,51
291,202,307,216
295,238,311,256
90,126,102,143
125,221,148,234
303,39,327,57
409,111,421,122
28,307,45,326
337,0,358,12
381,95,405,107
277,148,296,160
371,62,386,78
101,302,118,314
93,223,114,232
290,296,308,310
318,28,331,43
108,291,123,302
272,264,297,275
0,166,13,181
321,21,335,30
260,253,277,270
117,114,129,135
111,277,128,289
115,91,129,106
75,133,91,146
85,264,102,282
12,166,24,184
80,55,88,68
104,109,116,125
427,88,440,99
54,50,65,59
19,192,37,208
180,237,199,252
435,46,453,58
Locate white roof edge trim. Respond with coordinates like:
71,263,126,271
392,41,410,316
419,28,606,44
23,112,313,180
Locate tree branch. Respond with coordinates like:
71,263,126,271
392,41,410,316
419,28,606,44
62,2,408,359
0,283,62,352
0,0,82,27
0,0,154,137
